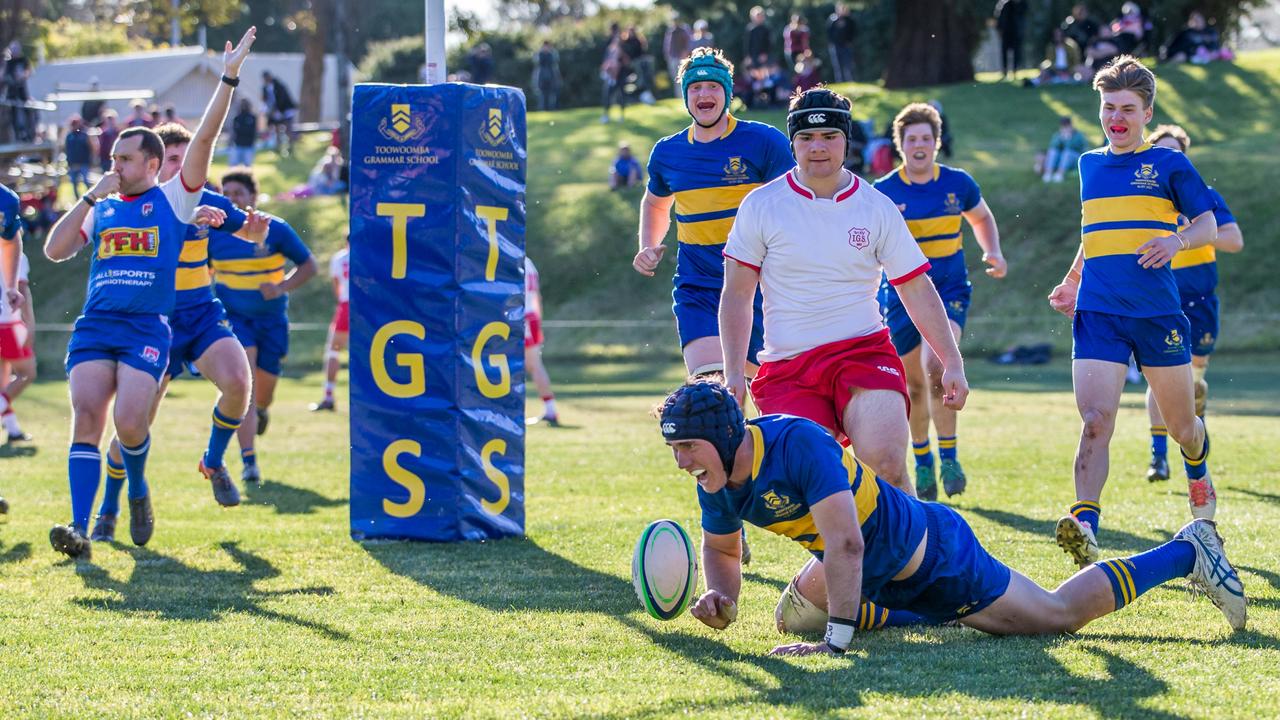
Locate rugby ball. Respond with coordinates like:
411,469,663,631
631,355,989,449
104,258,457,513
632,519,699,620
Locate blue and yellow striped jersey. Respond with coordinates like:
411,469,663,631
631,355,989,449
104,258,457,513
1077,143,1215,317
175,190,246,311
698,415,928,594
647,116,793,289
209,214,311,318
1171,187,1234,298
873,164,982,286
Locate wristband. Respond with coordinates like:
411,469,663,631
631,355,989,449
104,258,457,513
824,616,855,653
81,194,97,207
221,74,240,87
1175,231,1189,250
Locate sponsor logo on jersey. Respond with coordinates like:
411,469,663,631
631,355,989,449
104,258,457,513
1132,163,1160,190
141,345,161,364
98,226,160,259
761,490,802,518
480,108,509,148
378,103,428,143
848,226,870,250
877,364,902,377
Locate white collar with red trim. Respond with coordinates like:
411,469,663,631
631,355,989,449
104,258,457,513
785,168,860,202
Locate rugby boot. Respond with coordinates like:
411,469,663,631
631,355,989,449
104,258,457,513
242,464,262,485
915,464,938,502
129,495,154,546
89,513,117,542
1187,471,1217,520
49,523,92,560
200,460,241,507
309,398,335,412
1175,519,1246,630
0,495,8,514
941,458,967,497
1055,514,1100,569
1147,455,1171,482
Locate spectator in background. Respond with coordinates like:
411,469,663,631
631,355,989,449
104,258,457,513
279,146,346,199
148,105,162,127
792,49,822,92
63,115,93,198
163,104,185,128
600,30,628,124
126,99,150,128
1062,3,1100,51
229,98,257,167
80,78,104,127
97,110,119,172
826,3,857,83
469,43,494,85
995,0,1026,79
1040,116,1087,183
1026,28,1083,86
744,6,772,65
533,40,561,111
689,19,715,52
262,70,297,156
663,15,692,99
783,14,810,63
4,41,32,142
609,142,643,190
1108,2,1146,55
621,26,656,105
733,56,756,109
1163,12,1231,64
929,99,953,158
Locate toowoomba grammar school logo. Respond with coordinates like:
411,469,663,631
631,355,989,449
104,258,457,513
378,104,427,142
480,108,510,147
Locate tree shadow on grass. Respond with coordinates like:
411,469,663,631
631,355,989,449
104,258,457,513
0,540,31,564
0,443,37,458
965,507,1172,556
73,541,347,641
244,480,345,515
365,537,1193,720
1227,488,1280,507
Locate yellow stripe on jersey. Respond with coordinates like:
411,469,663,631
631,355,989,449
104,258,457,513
905,215,963,240
762,513,824,553
179,238,208,264
1171,244,1216,269
1083,227,1166,258
175,266,212,291
211,256,284,273
676,216,737,246
673,184,760,219
1081,195,1179,227
748,425,765,480
841,451,880,524
216,269,285,290
918,238,963,258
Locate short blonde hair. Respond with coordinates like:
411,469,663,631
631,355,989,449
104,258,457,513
892,102,941,155
1093,55,1157,108
1148,124,1190,151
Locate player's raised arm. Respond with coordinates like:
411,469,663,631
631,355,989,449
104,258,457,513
963,199,1006,278
634,189,673,276
689,528,742,630
181,27,257,192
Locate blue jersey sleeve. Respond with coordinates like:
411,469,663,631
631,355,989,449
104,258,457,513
201,190,247,234
784,422,854,508
646,142,672,197
1165,152,1215,220
698,486,744,535
0,186,21,239
958,168,982,211
269,219,312,265
760,126,796,181
1208,187,1235,227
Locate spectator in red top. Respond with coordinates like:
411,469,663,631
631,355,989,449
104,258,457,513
783,14,810,63
97,110,119,172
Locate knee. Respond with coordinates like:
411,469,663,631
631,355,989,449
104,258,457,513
859,444,905,479
1166,416,1202,446
1079,408,1115,440
113,413,149,444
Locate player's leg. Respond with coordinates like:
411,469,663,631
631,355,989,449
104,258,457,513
1,355,32,440
842,387,912,495
313,323,345,411
52,360,116,558
524,344,559,425
193,337,251,506
97,374,169,542
1057,357,1127,567
250,316,289,437
1145,384,1171,481
112,362,161,546
1146,362,1213,519
900,345,936,500
924,320,965,497
235,345,261,482
774,557,934,634
1192,354,1210,416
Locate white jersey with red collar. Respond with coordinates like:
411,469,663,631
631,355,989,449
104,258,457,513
330,247,350,303
724,168,929,362
524,256,542,318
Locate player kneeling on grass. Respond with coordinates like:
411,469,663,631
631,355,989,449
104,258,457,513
657,380,1245,656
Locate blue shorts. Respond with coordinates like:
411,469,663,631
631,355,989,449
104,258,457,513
1181,293,1219,357
226,311,290,376
168,299,237,378
65,313,172,383
672,284,764,367
882,280,970,356
870,503,1012,623
1073,310,1191,368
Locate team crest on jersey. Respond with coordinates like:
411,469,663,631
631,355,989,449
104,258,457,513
378,103,428,143
140,345,161,364
722,156,749,182
944,192,961,214
141,202,153,217
848,226,870,250
98,227,160,259
1133,163,1160,190
761,490,802,518
1164,328,1184,352
949,299,965,314
479,108,510,147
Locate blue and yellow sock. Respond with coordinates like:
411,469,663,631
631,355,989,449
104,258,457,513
98,456,127,517
857,600,932,629
120,436,151,500
241,448,257,469
937,435,957,462
68,443,101,532
1150,425,1168,459
1071,500,1101,534
912,440,933,468
1182,425,1210,480
204,407,242,470
1094,538,1196,610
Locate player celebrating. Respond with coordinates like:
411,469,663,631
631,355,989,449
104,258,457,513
1140,124,1243,482
874,102,1006,500
311,239,349,412
1048,57,1218,568
524,256,559,426
634,47,793,380
657,380,1245,657
44,27,257,559
211,169,316,484
1,183,34,443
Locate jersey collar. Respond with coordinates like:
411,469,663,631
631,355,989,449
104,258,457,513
1107,140,1152,157
896,164,940,185
785,168,860,202
685,113,737,143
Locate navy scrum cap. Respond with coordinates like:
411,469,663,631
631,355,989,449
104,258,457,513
660,381,746,478
786,88,854,141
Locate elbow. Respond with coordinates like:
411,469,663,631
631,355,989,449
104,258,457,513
831,533,864,559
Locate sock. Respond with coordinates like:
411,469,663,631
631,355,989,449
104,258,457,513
98,456,127,517
204,406,243,470
911,439,933,468
857,600,933,629
937,435,957,462
323,381,335,400
2,409,19,435
1071,500,1101,534
68,443,102,532
120,436,151,500
542,396,557,418
241,448,257,468
1150,425,1168,459
1182,425,1210,480
0,391,9,414
1094,538,1196,610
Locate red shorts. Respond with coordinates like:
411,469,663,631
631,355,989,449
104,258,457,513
751,329,908,440
0,322,33,361
524,313,544,349
330,302,350,334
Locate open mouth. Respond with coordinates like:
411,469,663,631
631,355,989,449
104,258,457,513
1109,124,1128,135
696,101,716,112
912,151,928,160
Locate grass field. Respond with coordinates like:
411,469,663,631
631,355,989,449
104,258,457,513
1,354,1278,718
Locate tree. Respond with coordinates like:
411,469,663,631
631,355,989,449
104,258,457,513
883,0,984,88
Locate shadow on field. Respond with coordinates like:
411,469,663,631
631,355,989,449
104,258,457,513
0,443,37,458
0,540,32,564
366,537,1191,719
73,541,347,641
244,480,345,515
1227,488,1280,507
965,507,1172,555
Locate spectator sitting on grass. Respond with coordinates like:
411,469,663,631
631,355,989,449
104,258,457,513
1037,116,1087,183
1026,29,1083,86
279,147,347,199
1163,12,1232,65
609,142,643,190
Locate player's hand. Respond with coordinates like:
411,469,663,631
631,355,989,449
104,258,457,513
222,26,257,77
192,205,227,228
690,590,737,630
632,245,666,276
239,210,270,244
5,288,23,310
89,171,120,200
982,252,1007,278
941,366,969,411
1137,234,1182,269
724,372,748,408
768,641,837,657
259,282,283,300
1048,282,1078,318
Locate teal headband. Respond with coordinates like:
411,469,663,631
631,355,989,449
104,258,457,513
681,55,733,111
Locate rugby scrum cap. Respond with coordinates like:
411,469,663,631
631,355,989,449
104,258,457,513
786,87,854,141
660,381,746,479
681,51,733,108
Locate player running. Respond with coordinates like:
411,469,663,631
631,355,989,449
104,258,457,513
44,27,257,559
874,102,1006,500
311,239,348,412
657,380,1246,657
1140,124,1243,482
1,184,34,443
1049,57,1218,569
211,169,316,484
524,256,559,426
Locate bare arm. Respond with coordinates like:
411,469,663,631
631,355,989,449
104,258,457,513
961,199,1005,278
331,276,342,301
1048,244,1084,318
19,282,34,347
278,256,318,295
719,259,760,403
181,27,257,192
1137,209,1216,269
633,189,674,276
1214,222,1243,253
895,274,968,410
689,529,743,630
0,231,19,309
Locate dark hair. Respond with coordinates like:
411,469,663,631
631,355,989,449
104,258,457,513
152,122,193,148
221,168,258,197
116,126,165,162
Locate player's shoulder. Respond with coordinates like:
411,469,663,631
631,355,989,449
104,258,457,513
937,163,977,184
649,128,693,156
872,168,902,188
733,118,788,141
0,182,18,206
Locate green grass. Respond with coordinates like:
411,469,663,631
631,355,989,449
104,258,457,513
1,356,1278,718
